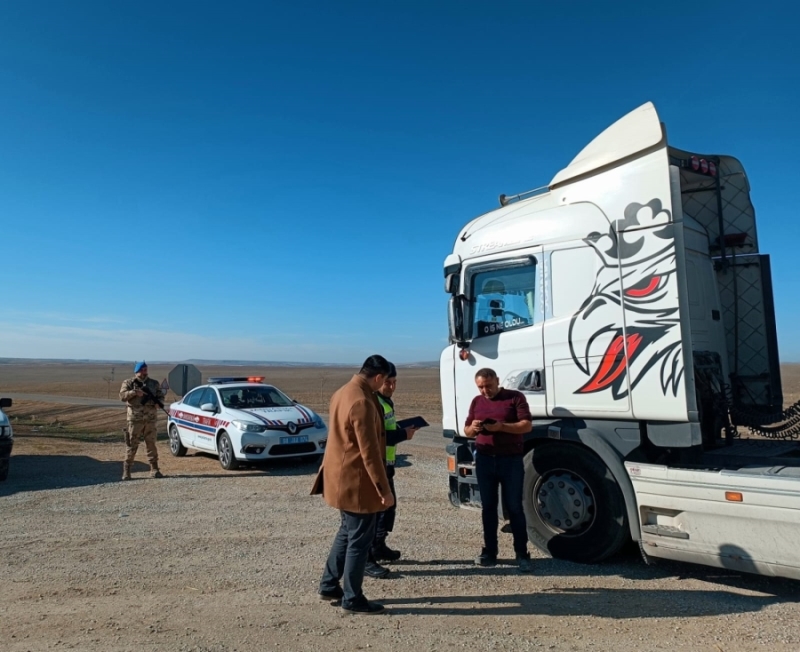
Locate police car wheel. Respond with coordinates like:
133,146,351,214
168,424,187,457
218,431,239,470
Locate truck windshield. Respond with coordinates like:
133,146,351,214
468,261,536,339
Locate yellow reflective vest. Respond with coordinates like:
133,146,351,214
377,394,398,466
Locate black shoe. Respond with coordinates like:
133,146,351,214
364,561,390,579
475,549,497,567
342,598,386,615
372,542,402,562
517,556,535,573
318,585,344,601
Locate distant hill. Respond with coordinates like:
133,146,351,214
0,357,440,368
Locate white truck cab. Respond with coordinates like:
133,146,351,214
442,102,800,579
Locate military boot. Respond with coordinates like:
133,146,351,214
121,462,132,481
150,464,164,479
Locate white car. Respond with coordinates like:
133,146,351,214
167,377,327,470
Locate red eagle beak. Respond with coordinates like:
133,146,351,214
578,332,643,394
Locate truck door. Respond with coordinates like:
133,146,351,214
544,243,632,417
454,250,546,426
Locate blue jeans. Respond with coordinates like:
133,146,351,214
320,510,377,607
475,451,529,557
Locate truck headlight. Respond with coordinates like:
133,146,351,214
232,420,266,433
0,425,12,439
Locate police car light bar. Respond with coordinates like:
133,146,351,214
207,377,265,384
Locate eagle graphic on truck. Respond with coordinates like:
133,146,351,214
570,198,682,399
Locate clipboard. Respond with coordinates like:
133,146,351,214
397,416,429,430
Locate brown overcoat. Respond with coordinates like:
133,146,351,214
311,374,389,514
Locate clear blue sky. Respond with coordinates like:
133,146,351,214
1,1,797,364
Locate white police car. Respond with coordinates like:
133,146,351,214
167,377,327,470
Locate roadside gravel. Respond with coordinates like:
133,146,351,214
2,435,800,652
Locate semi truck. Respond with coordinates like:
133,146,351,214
441,102,800,580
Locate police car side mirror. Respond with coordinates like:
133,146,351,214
200,403,217,413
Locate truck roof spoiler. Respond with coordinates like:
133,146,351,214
549,102,666,189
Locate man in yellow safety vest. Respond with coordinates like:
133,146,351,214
364,362,420,579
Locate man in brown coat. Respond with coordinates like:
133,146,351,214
314,355,395,615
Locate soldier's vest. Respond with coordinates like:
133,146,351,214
377,394,398,466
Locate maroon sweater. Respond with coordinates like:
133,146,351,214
465,388,532,456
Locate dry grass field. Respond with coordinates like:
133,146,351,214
0,361,798,437
0,362,442,436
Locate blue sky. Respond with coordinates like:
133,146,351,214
1,1,797,364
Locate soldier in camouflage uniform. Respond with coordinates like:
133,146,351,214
119,361,165,480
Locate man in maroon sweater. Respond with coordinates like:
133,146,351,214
464,367,534,572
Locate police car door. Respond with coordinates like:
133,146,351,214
174,387,208,449
191,387,220,451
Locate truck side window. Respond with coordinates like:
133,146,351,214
469,262,536,339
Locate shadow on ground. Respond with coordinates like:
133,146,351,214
0,454,146,495
0,451,321,496
378,585,793,617
385,554,800,597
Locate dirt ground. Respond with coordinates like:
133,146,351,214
2,362,800,651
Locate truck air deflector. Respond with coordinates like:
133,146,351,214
550,102,666,188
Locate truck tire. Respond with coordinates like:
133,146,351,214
523,444,628,563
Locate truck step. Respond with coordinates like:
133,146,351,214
641,524,690,539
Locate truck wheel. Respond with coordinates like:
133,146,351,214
217,431,239,470
168,424,187,457
523,444,628,563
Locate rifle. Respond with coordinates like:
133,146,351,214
133,379,170,416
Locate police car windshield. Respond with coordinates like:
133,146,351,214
220,385,294,409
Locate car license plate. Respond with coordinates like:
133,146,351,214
280,435,309,444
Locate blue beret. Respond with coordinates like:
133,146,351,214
134,361,147,373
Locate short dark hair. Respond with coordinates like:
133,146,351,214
475,367,498,380
359,354,392,379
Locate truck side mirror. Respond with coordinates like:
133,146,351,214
445,273,459,294
448,295,467,345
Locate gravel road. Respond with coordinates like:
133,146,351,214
2,434,800,652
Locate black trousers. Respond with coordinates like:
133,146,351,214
374,469,397,544
475,451,528,557
320,510,376,607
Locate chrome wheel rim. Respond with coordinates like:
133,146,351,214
219,435,231,466
169,426,181,454
534,469,595,535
